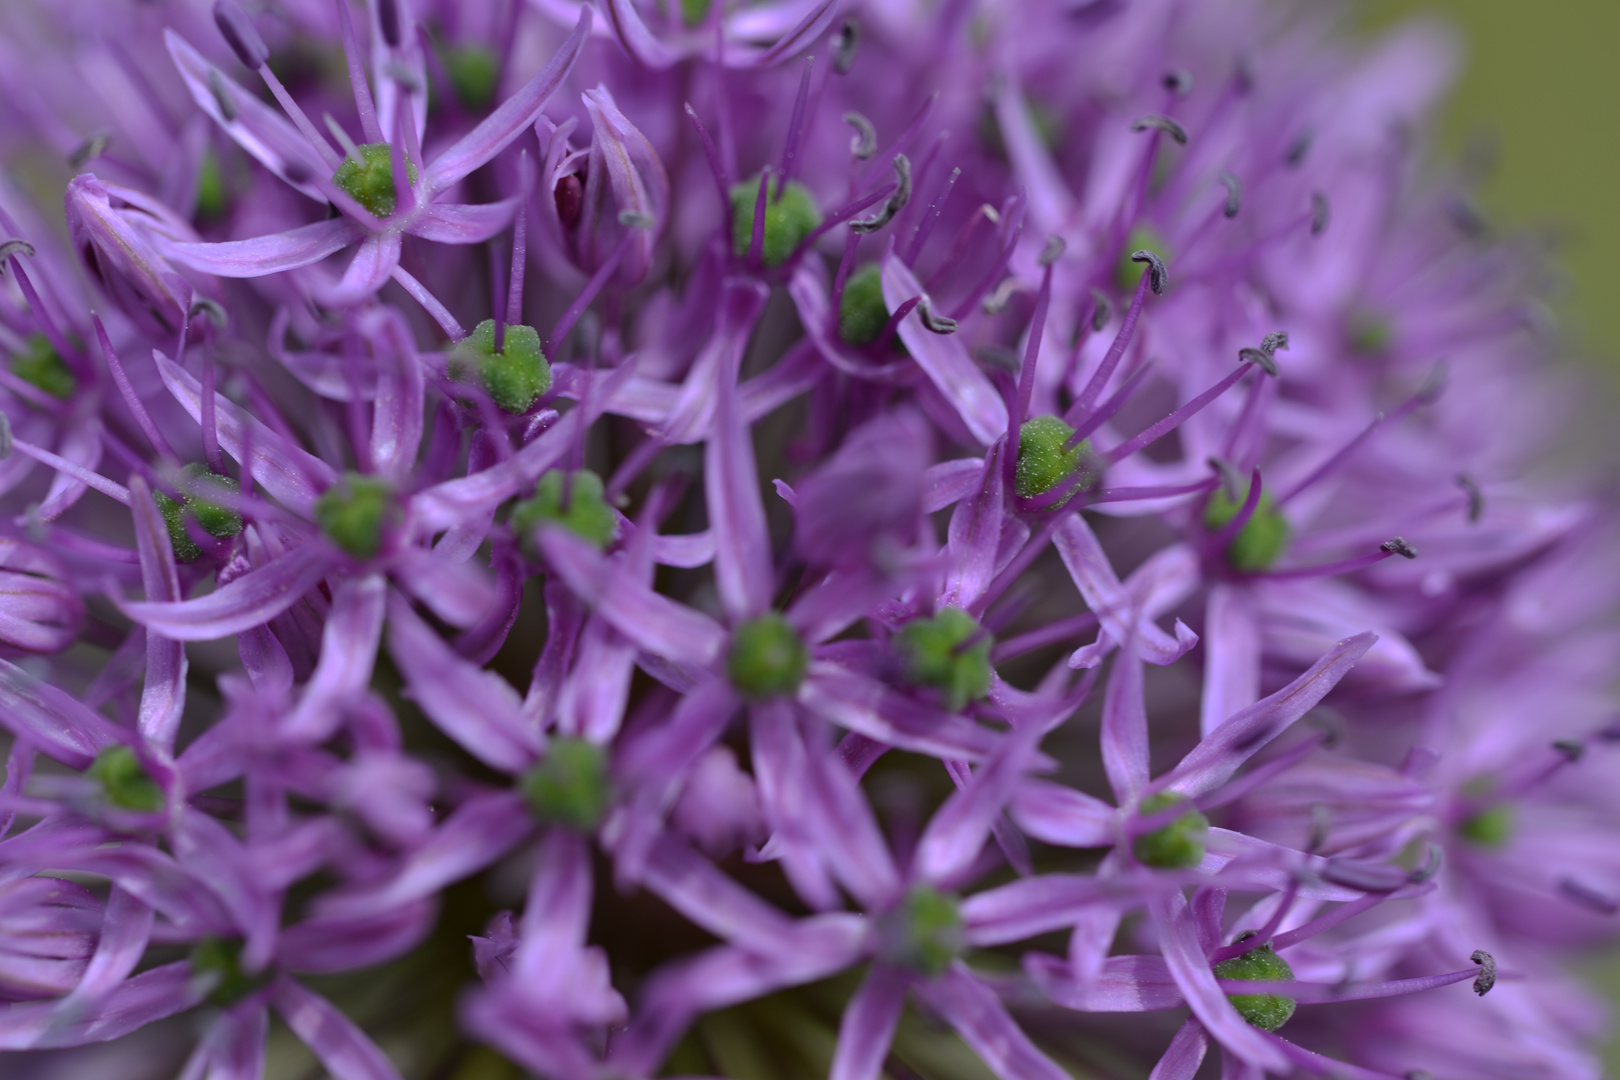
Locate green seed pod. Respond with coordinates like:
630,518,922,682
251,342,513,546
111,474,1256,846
877,885,965,977
520,738,612,831
729,174,821,268
1203,484,1291,572
727,613,809,699
894,607,994,711
838,263,890,346
190,937,269,1007
1213,944,1297,1031
9,333,76,400
314,473,399,560
87,745,164,813
512,470,617,552
448,319,553,415
1014,415,1098,503
1131,791,1210,869
331,142,417,218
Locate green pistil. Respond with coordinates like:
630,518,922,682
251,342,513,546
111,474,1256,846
314,473,398,560
88,745,164,813
878,885,965,977
1346,310,1392,356
448,319,553,415
331,143,415,219
894,607,994,711
1014,415,1098,503
1116,224,1170,292
727,614,808,700
680,0,713,26
1131,791,1209,869
1203,484,1290,572
196,150,226,220
444,46,498,110
838,263,890,346
511,470,616,552
520,738,612,831
155,464,243,563
1213,944,1296,1031
1458,803,1513,848
9,333,75,400
190,937,268,1007
729,174,821,268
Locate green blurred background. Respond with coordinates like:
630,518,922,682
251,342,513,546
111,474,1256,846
1363,0,1620,1070
1363,0,1619,367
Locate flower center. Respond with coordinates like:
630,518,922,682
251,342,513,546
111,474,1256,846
838,263,891,346
727,614,808,699
895,607,994,711
9,333,75,400
88,746,164,813
1132,791,1209,869
729,174,821,268
190,937,269,1007
1203,484,1290,572
331,143,415,219
156,463,243,563
878,885,965,977
314,473,399,560
1015,416,1098,503
1458,803,1513,847
512,470,616,552
443,46,498,111
449,319,553,415
519,738,612,831
1213,943,1296,1031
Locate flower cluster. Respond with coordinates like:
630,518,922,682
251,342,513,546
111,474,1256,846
0,0,1613,1078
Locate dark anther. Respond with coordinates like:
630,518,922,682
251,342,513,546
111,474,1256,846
1207,456,1245,501
1306,708,1344,748
1322,857,1407,893
68,132,111,168
1469,950,1497,995
0,413,11,459
618,209,655,229
1039,235,1066,266
972,344,1022,372
377,0,403,47
1238,347,1277,377
1130,114,1188,145
982,278,1024,316
1560,878,1620,915
1307,803,1330,853
1456,474,1484,523
1448,195,1488,238
0,239,37,262
188,297,229,329
214,1,269,69
1285,128,1312,167
843,112,877,160
1261,331,1289,356
283,159,314,185
1380,537,1418,559
1311,192,1330,236
1407,843,1443,884
207,68,238,122
851,154,911,234
1231,929,1259,944
1416,364,1448,405
831,20,860,75
1218,171,1241,218
1130,249,1167,295
1089,288,1111,332
383,61,422,91
918,297,957,335
1162,69,1194,96
1553,739,1586,762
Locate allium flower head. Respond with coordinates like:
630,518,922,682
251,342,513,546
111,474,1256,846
0,0,1612,1078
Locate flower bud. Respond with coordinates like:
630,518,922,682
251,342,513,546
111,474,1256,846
512,470,616,552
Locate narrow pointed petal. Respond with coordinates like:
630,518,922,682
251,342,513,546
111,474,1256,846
705,344,774,621
409,197,521,244
326,232,403,304
599,0,682,68
1199,584,1260,737
1101,643,1149,804
0,656,123,768
58,886,153,1006
0,962,200,1050
1054,516,1197,666
120,542,335,642
831,964,910,1080
166,218,362,277
129,477,188,752
798,666,1000,761
582,86,669,279
368,309,425,480
426,9,593,196
1025,953,1183,1012
1009,780,1116,848
882,256,1007,445
1149,1019,1211,1080
961,874,1123,945
272,979,404,1080
915,965,1072,1080
283,575,386,743
1165,632,1376,797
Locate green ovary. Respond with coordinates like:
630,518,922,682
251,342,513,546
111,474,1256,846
511,470,616,552
729,174,821,268
1213,944,1296,1031
449,319,553,415
1132,791,1209,869
331,143,416,218
1015,416,1098,504
520,738,612,831
727,614,808,699
894,607,994,711
314,473,398,560
1203,485,1290,572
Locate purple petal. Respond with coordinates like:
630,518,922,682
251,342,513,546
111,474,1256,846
882,256,1007,445
156,350,337,515
279,899,435,973
801,723,903,908
599,0,682,68
120,542,335,642
326,231,403,304
199,1004,270,1080
409,197,520,244
961,874,1123,946
282,575,386,743
129,477,188,753
1149,1019,1211,1080
749,702,841,910
1100,643,1149,805
368,308,425,480
642,841,797,954
0,657,123,768
1054,516,1197,667
0,961,200,1049
166,218,362,277
35,417,101,522
1199,584,1260,738
799,666,999,761
705,339,774,621
272,978,404,1080
831,964,910,1080
425,9,593,196
386,593,540,772
923,459,984,513
914,726,1046,885
1008,780,1116,848
59,886,153,1006
1164,632,1376,798
1025,953,1184,1013
914,965,1071,1080
582,87,669,279
390,547,498,628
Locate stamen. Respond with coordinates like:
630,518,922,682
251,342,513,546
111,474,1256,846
1263,544,1406,580
1379,537,1418,559
1129,248,1167,294
830,19,859,75
851,154,911,233
1321,858,1407,893
335,0,384,144
684,103,731,221
843,112,877,160
1470,950,1496,995
207,68,238,122
1237,347,1276,377
1408,842,1443,884
990,612,1099,661
0,239,36,262
1311,191,1329,236
0,413,10,458
903,165,959,264
377,0,403,47
324,114,365,166
214,0,269,69
1129,114,1188,145
11,438,132,505
873,296,921,353
1208,456,1245,501
189,297,228,329
1162,69,1194,96
1218,171,1241,218
981,278,1026,316
1039,234,1065,266
95,315,176,462
747,167,771,266
1261,330,1289,355
1457,474,1484,523
1284,128,1312,167
508,159,533,331
1553,738,1585,762
1089,289,1111,332
1103,363,1248,465
780,55,816,183
917,296,957,334
1559,878,1619,916
546,231,633,355
1016,260,1056,423
68,132,111,169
